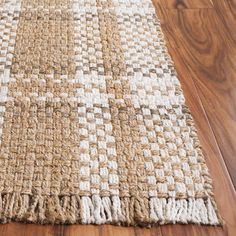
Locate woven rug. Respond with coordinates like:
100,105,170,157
0,0,220,226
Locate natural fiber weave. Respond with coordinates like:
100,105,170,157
0,0,220,226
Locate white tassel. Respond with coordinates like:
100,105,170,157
102,197,112,222
207,198,219,225
81,195,123,224
150,197,165,223
196,198,208,224
81,196,95,224
149,197,220,225
111,195,122,222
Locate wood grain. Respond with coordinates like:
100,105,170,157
213,0,236,42
0,0,236,235
160,0,213,9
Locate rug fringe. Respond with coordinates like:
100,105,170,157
0,193,221,226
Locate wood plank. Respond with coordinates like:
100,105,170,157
0,223,54,236
160,0,213,9
63,225,100,236
213,0,236,42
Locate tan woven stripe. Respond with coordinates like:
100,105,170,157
96,0,126,77
11,1,76,75
0,0,84,197
96,0,151,223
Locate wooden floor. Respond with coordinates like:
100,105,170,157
1,0,236,235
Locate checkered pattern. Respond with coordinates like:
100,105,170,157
0,0,219,226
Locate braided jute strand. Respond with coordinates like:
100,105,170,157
0,0,222,226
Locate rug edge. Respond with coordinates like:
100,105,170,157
0,193,222,227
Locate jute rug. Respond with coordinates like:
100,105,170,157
0,0,221,226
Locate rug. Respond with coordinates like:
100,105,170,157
0,0,220,226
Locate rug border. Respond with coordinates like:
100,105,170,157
0,193,222,227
